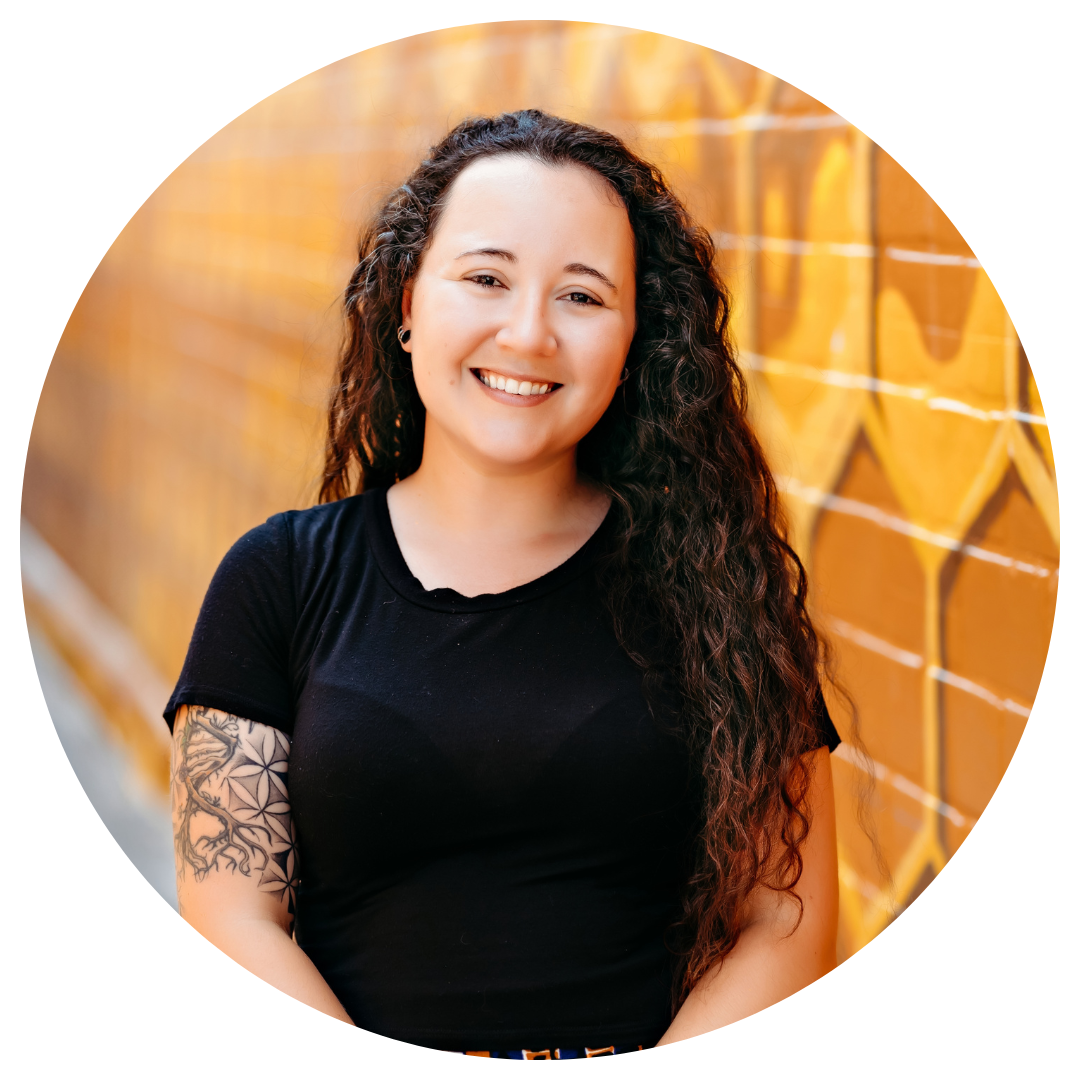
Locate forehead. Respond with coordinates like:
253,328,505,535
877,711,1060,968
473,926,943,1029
447,153,623,204
431,155,633,252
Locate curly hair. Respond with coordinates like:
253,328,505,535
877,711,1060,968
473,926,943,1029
321,109,833,1005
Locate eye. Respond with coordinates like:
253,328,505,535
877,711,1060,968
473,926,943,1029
564,290,602,307
466,273,505,290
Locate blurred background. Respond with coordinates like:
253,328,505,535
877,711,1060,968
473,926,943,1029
22,21,1057,957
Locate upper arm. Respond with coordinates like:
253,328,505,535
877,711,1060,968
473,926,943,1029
164,515,296,736
171,704,298,936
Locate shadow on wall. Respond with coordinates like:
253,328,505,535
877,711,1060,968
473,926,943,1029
23,521,177,909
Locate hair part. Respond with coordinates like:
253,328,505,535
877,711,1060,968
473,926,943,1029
322,109,840,1005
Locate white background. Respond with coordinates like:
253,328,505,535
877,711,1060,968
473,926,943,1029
3,1,1076,1074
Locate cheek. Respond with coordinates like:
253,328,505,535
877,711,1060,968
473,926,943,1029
413,291,493,364
567,317,634,382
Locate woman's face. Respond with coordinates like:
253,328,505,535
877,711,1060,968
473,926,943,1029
400,154,637,473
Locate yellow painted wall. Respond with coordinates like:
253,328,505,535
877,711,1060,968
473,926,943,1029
23,21,1057,961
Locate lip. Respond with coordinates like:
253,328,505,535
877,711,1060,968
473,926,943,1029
470,367,561,407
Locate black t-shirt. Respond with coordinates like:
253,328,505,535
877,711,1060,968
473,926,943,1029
165,489,839,1051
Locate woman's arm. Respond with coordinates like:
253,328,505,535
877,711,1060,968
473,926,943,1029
171,704,354,1024
656,746,838,1044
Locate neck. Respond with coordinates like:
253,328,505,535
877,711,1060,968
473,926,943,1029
384,421,609,595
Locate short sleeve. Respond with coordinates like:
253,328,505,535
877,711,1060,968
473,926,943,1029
163,513,297,736
815,687,842,753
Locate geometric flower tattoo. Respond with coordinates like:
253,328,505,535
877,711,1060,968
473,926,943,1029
171,705,299,916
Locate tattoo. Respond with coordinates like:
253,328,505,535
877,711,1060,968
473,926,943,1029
172,706,298,915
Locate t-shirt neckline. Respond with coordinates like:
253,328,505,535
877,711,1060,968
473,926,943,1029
364,486,609,613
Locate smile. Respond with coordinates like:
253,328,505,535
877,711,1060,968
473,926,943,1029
473,368,560,397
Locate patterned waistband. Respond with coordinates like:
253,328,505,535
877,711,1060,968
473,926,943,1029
462,1045,646,1059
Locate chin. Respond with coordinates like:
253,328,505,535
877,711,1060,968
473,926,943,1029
476,447,559,472
465,433,568,472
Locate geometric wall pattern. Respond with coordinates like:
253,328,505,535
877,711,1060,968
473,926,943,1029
23,21,1057,964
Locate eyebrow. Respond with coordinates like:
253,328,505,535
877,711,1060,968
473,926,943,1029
455,247,516,262
456,249,618,293
563,262,617,292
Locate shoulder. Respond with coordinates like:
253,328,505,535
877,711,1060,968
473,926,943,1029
274,492,376,577
200,492,380,633
277,492,370,549
221,493,371,570
277,491,386,608
199,495,369,610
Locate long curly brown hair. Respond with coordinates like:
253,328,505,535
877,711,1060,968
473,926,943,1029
321,109,833,1005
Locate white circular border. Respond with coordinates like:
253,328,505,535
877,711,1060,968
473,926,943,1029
4,2,1075,1074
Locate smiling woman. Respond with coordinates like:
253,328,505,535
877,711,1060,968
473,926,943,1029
391,156,636,596
163,110,840,1057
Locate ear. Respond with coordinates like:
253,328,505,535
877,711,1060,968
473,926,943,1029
400,286,414,350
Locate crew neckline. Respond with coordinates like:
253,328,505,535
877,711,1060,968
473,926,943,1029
364,486,610,613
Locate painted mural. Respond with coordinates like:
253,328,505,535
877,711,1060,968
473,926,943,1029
23,22,1057,961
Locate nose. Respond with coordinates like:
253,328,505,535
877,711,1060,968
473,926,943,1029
494,290,557,358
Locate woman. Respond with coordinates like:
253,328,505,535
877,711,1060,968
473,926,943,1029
166,109,840,1057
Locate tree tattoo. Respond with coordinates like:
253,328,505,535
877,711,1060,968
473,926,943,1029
172,706,298,914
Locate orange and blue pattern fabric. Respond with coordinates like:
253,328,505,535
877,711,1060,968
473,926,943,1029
463,1045,647,1059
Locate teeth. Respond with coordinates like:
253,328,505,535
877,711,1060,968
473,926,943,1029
478,370,554,396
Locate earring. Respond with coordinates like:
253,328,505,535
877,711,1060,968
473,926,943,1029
618,367,630,385
397,326,411,345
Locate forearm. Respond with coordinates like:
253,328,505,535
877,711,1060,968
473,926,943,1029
657,746,839,1045
190,910,355,1025
657,916,834,1043
171,706,353,1025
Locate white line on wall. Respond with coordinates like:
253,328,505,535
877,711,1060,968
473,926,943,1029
928,667,1031,718
777,474,1057,580
715,233,877,259
713,231,982,269
826,617,924,669
832,742,973,828
742,353,1048,427
637,113,851,139
884,246,982,269
823,614,1035,721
